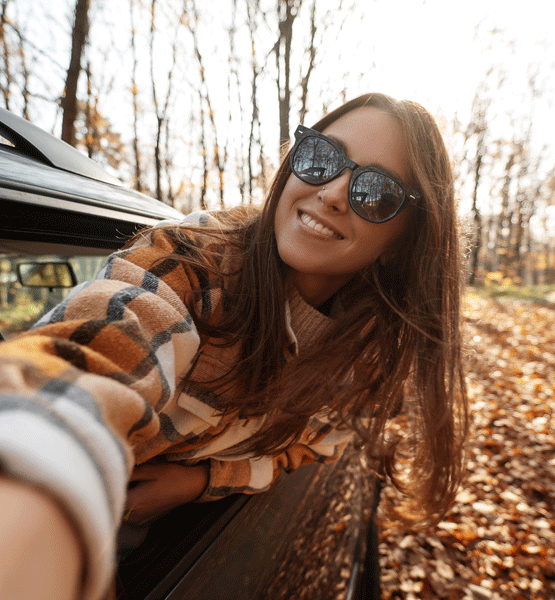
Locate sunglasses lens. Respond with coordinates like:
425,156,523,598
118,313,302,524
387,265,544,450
350,171,405,222
292,137,343,184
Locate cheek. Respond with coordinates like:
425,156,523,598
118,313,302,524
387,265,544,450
279,175,306,205
274,176,306,233
273,195,288,241
354,213,411,266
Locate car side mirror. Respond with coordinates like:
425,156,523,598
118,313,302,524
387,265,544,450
17,261,77,289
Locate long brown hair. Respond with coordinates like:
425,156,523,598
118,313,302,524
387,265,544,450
149,93,468,525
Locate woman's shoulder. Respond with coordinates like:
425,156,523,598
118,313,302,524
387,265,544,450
142,207,252,248
159,207,260,247
120,207,260,280
182,206,261,229
165,207,262,272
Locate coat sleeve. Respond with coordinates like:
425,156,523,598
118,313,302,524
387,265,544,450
197,418,353,502
0,223,207,600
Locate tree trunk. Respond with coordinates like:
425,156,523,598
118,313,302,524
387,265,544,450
154,115,163,202
495,149,516,276
189,3,225,209
199,106,208,211
150,0,185,204
276,0,300,149
468,152,483,286
129,0,143,192
61,0,90,146
0,0,12,111
246,0,258,203
84,60,93,158
299,0,316,125
16,28,30,120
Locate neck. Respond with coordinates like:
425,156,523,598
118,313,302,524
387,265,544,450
290,271,350,308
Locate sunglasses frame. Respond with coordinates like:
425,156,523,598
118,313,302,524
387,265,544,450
290,125,421,223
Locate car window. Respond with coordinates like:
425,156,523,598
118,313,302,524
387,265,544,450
0,252,106,339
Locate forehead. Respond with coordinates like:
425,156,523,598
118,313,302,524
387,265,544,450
322,106,411,183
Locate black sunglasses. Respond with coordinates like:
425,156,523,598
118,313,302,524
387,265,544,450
290,125,421,223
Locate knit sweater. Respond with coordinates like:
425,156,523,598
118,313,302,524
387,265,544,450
0,211,352,600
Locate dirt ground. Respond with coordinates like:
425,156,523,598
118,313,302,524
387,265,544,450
377,294,555,600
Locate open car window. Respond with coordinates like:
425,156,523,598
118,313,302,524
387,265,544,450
0,252,106,339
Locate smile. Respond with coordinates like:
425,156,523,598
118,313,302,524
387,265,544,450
298,211,343,239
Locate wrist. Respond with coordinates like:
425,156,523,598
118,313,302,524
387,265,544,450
170,462,209,503
185,463,210,502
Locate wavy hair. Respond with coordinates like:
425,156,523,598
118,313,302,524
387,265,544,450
150,93,468,525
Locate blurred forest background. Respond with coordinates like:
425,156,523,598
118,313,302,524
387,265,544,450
1,0,554,288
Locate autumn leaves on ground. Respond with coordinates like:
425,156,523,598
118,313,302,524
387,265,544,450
378,293,555,600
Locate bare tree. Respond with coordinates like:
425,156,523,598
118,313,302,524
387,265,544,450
84,59,94,158
227,0,247,204
0,0,13,111
493,141,517,275
298,0,316,125
0,1,40,119
61,0,90,146
79,59,124,173
163,114,175,207
464,90,490,285
275,0,301,148
540,168,555,282
245,0,261,203
149,0,162,201
187,1,226,209
129,0,143,192
14,27,30,119
199,103,208,210
149,0,186,204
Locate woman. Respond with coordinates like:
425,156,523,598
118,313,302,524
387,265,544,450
0,93,467,600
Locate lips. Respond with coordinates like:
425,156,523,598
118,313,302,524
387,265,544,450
298,210,344,239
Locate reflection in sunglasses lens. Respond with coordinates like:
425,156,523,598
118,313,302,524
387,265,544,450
351,172,403,222
294,138,343,183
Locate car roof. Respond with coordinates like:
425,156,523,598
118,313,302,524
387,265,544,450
0,107,123,185
0,108,183,254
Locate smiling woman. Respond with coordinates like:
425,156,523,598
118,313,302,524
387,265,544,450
0,92,467,600
275,107,414,306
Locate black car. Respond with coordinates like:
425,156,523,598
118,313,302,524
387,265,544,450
0,107,184,339
0,108,381,600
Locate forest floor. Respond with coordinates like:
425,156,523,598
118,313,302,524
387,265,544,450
377,292,555,600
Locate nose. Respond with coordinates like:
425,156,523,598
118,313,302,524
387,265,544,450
318,171,351,213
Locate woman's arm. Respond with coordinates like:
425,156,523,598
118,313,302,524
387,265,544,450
0,224,208,599
196,419,354,502
0,476,83,600
124,462,209,525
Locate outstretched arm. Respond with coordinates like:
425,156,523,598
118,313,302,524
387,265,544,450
0,222,208,599
0,476,83,600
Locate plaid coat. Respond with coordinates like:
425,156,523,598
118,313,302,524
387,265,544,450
0,211,352,600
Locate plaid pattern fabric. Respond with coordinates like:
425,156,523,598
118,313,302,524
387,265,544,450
0,211,352,600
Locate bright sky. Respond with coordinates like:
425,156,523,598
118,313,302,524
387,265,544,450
338,0,553,124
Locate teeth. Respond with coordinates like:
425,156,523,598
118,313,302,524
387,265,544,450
300,212,340,238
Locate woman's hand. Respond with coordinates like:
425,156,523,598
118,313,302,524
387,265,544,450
124,462,209,525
